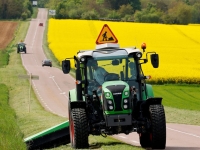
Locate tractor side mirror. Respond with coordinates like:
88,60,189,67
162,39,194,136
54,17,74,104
62,60,71,74
151,54,159,68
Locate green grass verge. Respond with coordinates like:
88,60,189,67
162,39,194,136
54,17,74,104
0,51,9,67
153,84,200,111
32,7,38,19
153,84,200,125
0,84,26,150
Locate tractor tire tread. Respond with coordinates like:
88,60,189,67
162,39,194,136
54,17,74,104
150,105,166,149
71,108,88,148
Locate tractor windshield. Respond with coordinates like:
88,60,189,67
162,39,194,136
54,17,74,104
86,52,138,95
18,42,25,46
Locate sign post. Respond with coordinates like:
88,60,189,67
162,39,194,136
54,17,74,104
49,10,56,16
18,73,39,112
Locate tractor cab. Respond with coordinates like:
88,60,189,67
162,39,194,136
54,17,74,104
81,45,142,100
62,43,159,101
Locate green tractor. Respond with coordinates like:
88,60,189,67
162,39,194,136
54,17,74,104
62,42,166,149
17,42,26,53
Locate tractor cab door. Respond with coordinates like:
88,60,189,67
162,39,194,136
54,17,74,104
126,57,140,100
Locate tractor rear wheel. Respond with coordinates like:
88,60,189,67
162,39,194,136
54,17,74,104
69,108,88,149
149,105,166,149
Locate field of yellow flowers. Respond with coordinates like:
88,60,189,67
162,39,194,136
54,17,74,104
47,19,200,84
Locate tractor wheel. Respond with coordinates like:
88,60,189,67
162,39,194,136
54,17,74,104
149,105,166,149
69,108,89,149
139,132,151,148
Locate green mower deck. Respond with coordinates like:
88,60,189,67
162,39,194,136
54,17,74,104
24,121,70,150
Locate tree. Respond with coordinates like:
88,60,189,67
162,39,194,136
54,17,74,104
55,2,68,19
129,0,141,13
190,2,200,23
0,0,33,19
155,0,168,12
134,2,163,23
118,4,134,18
176,3,192,24
81,0,107,18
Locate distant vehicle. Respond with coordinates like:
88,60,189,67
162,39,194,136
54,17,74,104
17,42,26,53
42,59,52,67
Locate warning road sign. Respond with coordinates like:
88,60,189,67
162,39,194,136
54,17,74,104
96,24,118,44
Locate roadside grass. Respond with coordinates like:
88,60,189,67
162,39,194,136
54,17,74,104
0,51,9,67
32,7,38,19
0,21,66,150
153,84,200,111
0,84,26,150
0,19,200,150
153,84,200,125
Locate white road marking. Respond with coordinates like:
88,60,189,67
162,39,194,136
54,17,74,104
49,76,63,92
167,127,200,138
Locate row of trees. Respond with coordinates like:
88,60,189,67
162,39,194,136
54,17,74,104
42,0,200,24
1,0,200,24
0,0,33,20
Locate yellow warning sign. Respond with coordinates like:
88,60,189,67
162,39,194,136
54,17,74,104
96,24,118,44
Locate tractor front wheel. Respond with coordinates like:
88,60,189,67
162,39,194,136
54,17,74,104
149,104,166,149
69,108,89,149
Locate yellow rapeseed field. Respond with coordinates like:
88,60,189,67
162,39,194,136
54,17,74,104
47,19,200,84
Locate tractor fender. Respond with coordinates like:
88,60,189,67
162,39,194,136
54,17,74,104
138,97,163,116
69,89,86,109
142,84,154,100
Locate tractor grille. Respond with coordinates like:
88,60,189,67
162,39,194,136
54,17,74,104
106,85,126,111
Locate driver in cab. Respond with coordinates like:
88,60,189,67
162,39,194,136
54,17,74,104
90,60,108,85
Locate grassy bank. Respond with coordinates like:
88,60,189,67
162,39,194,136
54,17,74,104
153,84,200,125
0,84,26,149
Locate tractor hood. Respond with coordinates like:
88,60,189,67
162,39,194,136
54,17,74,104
102,81,130,98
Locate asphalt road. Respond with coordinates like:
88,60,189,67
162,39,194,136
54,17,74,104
21,8,200,150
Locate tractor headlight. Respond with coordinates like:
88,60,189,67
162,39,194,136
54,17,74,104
107,100,113,105
109,106,114,110
123,99,128,103
136,52,142,58
124,91,129,96
107,100,114,110
80,57,85,62
123,98,129,109
124,105,128,109
105,92,111,98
